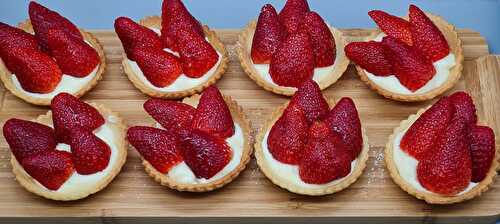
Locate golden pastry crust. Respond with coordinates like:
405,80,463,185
254,99,370,196
138,94,253,192
356,13,464,102
122,16,228,99
0,20,106,106
11,102,127,201
385,106,499,204
237,20,350,96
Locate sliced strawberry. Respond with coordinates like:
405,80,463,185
269,32,314,88
161,0,205,51
469,125,495,183
345,41,392,76
29,1,83,52
382,36,436,92
191,86,234,139
20,150,74,190
180,129,231,179
133,47,182,87
449,91,477,126
368,10,412,46
289,79,329,124
279,0,310,34
144,98,195,133
298,11,335,67
323,97,363,161
400,97,454,160
127,126,183,173
51,93,105,144
114,17,163,61
417,117,472,195
0,22,39,61
251,4,285,64
176,28,218,78
299,121,352,184
3,118,56,162
409,5,450,62
69,129,110,175
267,104,308,165
46,29,99,77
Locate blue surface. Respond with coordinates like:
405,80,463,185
1,0,499,53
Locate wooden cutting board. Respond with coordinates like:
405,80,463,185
0,28,498,223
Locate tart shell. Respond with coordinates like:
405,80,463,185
122,16,229,99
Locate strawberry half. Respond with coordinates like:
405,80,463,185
144,98,195,133
176,28,218,78
409,5,450,62
288,79,329,124
161,0,205,51
251,4,285,64
299,121,352,184
127,126,183,173
3,118,56,162
400,97,454,160
114,17,163,61
69,129,111,175
46,29,100,77
279,0,310,34
382,36,435,92
20,150,74,190
0,22,38,60
368,10,412,46
345,41,393,76
298,11,335,67
469,125,495,183
449,91,477,126
269,32,314,88
191,86,234,139
51,93,105,144
267,104,308,165
133,47,182,87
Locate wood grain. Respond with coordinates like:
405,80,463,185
0,28,497,222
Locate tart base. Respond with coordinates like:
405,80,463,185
237,20,350,96
122,16,229,99
254,99,370,196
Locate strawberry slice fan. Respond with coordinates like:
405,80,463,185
0,1,106,106
385,91,499,204
345,4,464,102
127,85,252,192
237,0,350,96
116,0,229,99
254,79,370,196
2,93,127,201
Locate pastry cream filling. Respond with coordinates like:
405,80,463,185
261,129,357,189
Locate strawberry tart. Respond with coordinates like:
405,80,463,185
386,91,498,204
117,0,228,99
0,2,106,106
255,79,369,195
237,0,349,96
345,5,463,102
127,86,252,192
2,93,127,200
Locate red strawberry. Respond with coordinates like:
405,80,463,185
269,32,314,88
267,104,308,164
46,29,100,77
127,126,183,173
368,10,412,46
161,0,205,51
449,91,477,126
400,97,454,160
114,17,163,61
251,4,285,64
20,150,74,190
279,0,310,34
298,11,335,67
133,47,182,87
176,28,218,78
345,41,392,76
299,121,352,184
469,125,495,183
289,79,329,124
143,98,196,133
0,22,38,56
191,86,234,139
382,36,435,92
409,5,450,62
323,97,363,161
3,118,56,162
180,129,231,179
69,129,111,175
29,1,83,52
417,117,472,195
51,93,105,144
